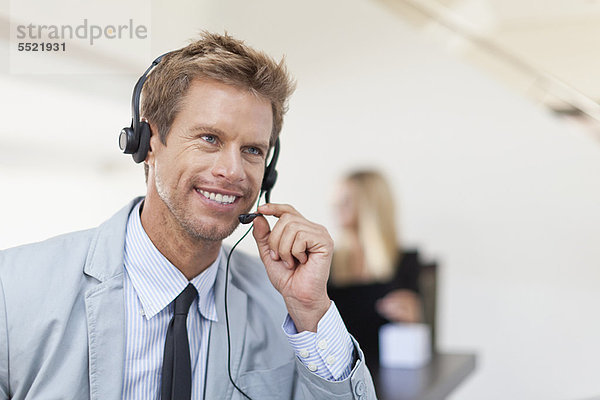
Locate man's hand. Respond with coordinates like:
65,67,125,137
252,203,332,333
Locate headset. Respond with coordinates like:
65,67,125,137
119,52,283,400
118,52,280,206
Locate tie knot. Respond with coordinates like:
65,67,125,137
173,284,197,315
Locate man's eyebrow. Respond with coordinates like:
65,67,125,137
188,125,226,137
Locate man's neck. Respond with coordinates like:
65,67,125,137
139,197,221,281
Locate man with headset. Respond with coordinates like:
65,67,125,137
0,32,376,399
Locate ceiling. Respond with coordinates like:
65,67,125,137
377,0,600,129
2,0,600,149
4,0,600,117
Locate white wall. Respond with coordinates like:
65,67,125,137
2,1,600,399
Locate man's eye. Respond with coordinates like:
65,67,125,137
245,147,262,156
201,135,217,144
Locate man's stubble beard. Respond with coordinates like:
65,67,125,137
155,176,254,242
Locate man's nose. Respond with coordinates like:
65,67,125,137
211,147,245,183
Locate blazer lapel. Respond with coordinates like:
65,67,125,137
205,253,248,400
82,198,140,399
85,278,125,400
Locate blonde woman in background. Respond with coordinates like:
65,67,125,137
328,170,423,371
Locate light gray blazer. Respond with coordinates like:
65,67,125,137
0,199,376,400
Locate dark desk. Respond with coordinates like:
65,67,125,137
375,353,477,400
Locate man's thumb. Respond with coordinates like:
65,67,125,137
251,216,271,256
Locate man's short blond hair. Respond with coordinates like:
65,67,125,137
141,31,296,148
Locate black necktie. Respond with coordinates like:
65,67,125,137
161,283,198,400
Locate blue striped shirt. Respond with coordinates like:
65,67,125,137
122,200,353,399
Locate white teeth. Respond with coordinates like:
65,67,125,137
198,190,237,205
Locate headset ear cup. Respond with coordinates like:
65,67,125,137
132,121,151,163
261,168,278,193
119,127,138,154
260,138,280,201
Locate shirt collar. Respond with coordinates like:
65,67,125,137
124,199,220,321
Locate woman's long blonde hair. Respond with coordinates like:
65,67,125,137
333,170,400,283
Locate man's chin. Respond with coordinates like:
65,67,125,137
181,218,240,242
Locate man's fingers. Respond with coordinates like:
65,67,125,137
273,220,322,265
277,225,299,268
254,204,330,268
291,233,309,265
251,215,272,260
257,203,301,219
266,213,288,260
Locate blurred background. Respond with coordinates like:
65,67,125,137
2,0,600,399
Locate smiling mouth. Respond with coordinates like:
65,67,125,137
196,189,238,205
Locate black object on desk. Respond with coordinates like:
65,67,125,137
375,353,476,400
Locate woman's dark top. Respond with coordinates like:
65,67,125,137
327,250,421,372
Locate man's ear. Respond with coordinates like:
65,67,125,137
145,121,160,165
